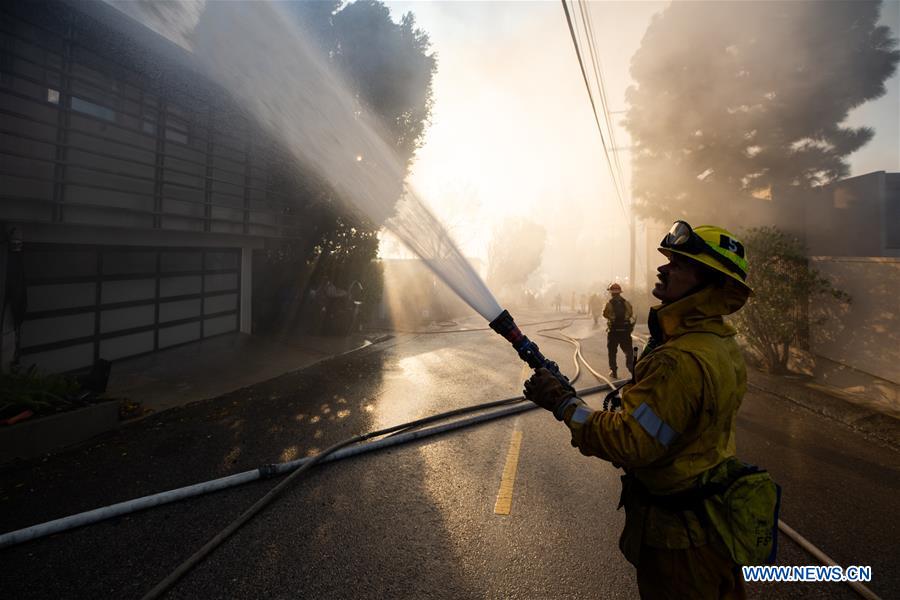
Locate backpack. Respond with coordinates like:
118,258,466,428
700,458,782,565
642,457,781,566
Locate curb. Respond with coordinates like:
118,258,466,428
0,334,401,466
0,401,121,465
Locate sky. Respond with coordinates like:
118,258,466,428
846,0,900,175
382,0,900,291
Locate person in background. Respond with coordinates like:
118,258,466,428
589,292,604,327
603,282,635,379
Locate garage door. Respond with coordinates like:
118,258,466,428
19,244,241,373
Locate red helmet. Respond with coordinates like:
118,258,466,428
608,283,622,294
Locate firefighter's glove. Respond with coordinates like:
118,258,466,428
524,368,578,421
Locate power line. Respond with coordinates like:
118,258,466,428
569,0,629,221
579,1,629,214
560,0,629,223
575,1,630,220
563,0,639,288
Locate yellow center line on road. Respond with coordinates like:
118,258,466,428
493,429,524,515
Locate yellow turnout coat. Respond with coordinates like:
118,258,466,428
564,283,751,558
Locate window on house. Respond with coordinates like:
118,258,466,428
47,88,60,104
71,95,116,121
69,64,121,122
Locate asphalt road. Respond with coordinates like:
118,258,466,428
0,313,896,599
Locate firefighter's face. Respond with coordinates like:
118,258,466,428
653,253,705,303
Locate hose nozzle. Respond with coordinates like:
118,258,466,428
489,309,574,391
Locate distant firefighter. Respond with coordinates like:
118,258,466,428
588,293,604,326
602,282,635,379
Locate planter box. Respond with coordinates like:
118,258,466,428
0,401,120,464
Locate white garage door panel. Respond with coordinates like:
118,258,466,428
159,298,202,323
204,293,237,314
100,331,155,360
159,321,202,348
21,313,95,347
102,279,156,304
21,245,240,372
100,305,156,334
160,275,202,298
27,282,96,312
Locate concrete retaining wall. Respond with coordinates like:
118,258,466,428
0,401,120,464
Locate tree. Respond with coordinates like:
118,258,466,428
731,227,850,374
257,1,436,332
625,1,899,223
487,218,547,302
287,0,436,165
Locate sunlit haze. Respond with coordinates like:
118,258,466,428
381,0,666,292
382,0,899,293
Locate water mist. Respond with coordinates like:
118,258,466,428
109,0,570,385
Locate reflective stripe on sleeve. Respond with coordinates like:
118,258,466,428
631,402,679,447
570,405,594,425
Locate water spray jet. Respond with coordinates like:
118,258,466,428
106,0,575,391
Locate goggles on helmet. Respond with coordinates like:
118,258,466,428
660,220,746,279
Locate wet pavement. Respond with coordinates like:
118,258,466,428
0,312,896,599
106,331,376,414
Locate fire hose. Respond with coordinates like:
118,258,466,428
1,315,882,600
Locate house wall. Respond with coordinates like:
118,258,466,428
806,172,893,258
0,2,312,372
809,256,900,386
802,172,900,410
885,173,900,251
0,2,307,239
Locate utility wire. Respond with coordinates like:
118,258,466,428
571,0,630,222
575,2,626,203
560,0,629,223
579,1,630,216
570,0,639,285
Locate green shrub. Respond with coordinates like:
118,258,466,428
731,227,850,373
0,364,83,419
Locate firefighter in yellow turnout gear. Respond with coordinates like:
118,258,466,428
602,282,635,379
525,222,779,599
